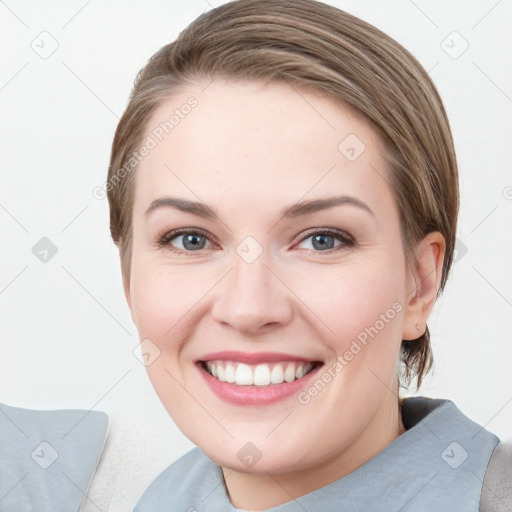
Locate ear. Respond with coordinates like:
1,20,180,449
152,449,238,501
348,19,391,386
402,232,446,340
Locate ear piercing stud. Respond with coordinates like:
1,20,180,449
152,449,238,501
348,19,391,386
415,323,421,331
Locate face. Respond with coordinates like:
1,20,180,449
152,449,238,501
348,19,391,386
125,78,417,475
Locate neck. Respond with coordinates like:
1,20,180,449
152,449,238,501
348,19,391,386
222,392,406,511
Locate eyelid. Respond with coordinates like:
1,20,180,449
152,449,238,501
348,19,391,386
295,227,354,245
157,227,218,251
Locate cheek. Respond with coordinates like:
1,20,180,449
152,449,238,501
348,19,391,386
285,257,407,399
129,262,199,345
130,251,406,353
128,264,207,415
286,262,405,428
288,258,405,342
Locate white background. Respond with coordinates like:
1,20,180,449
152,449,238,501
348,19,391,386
1,0,511,510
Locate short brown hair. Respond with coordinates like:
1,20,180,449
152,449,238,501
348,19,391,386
107,0,459,390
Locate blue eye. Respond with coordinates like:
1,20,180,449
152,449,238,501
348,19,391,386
297,229,354,252
159,229,212,251
158,227,354,255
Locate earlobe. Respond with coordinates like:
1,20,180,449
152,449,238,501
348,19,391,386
402,232,446,341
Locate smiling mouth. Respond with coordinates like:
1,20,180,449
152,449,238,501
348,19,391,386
200,360,322,386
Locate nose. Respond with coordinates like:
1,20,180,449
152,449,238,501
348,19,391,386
211,253,293,335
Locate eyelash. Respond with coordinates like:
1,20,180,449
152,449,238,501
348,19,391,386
156,227,355,256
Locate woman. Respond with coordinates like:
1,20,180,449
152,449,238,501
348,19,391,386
105,0,510,509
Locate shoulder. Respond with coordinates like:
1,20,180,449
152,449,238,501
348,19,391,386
480,441,512,512
133,447,220,510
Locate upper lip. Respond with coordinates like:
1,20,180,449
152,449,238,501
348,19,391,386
197,350,321,365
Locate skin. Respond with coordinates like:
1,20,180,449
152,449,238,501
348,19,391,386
123,78,445,510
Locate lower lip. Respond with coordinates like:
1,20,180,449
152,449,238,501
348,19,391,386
197,362,323,406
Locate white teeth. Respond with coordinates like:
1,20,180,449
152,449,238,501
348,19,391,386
284,363,296,383
235,363,253,385
204,360,316,386
224,363,236,383
253,364,271,386
270,364,284,384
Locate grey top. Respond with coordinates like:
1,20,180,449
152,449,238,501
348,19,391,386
481,441,512,511
133,397,501,511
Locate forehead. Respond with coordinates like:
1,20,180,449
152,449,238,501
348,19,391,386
134,78,393,215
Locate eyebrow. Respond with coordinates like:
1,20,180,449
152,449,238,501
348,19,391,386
144,195,374,220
